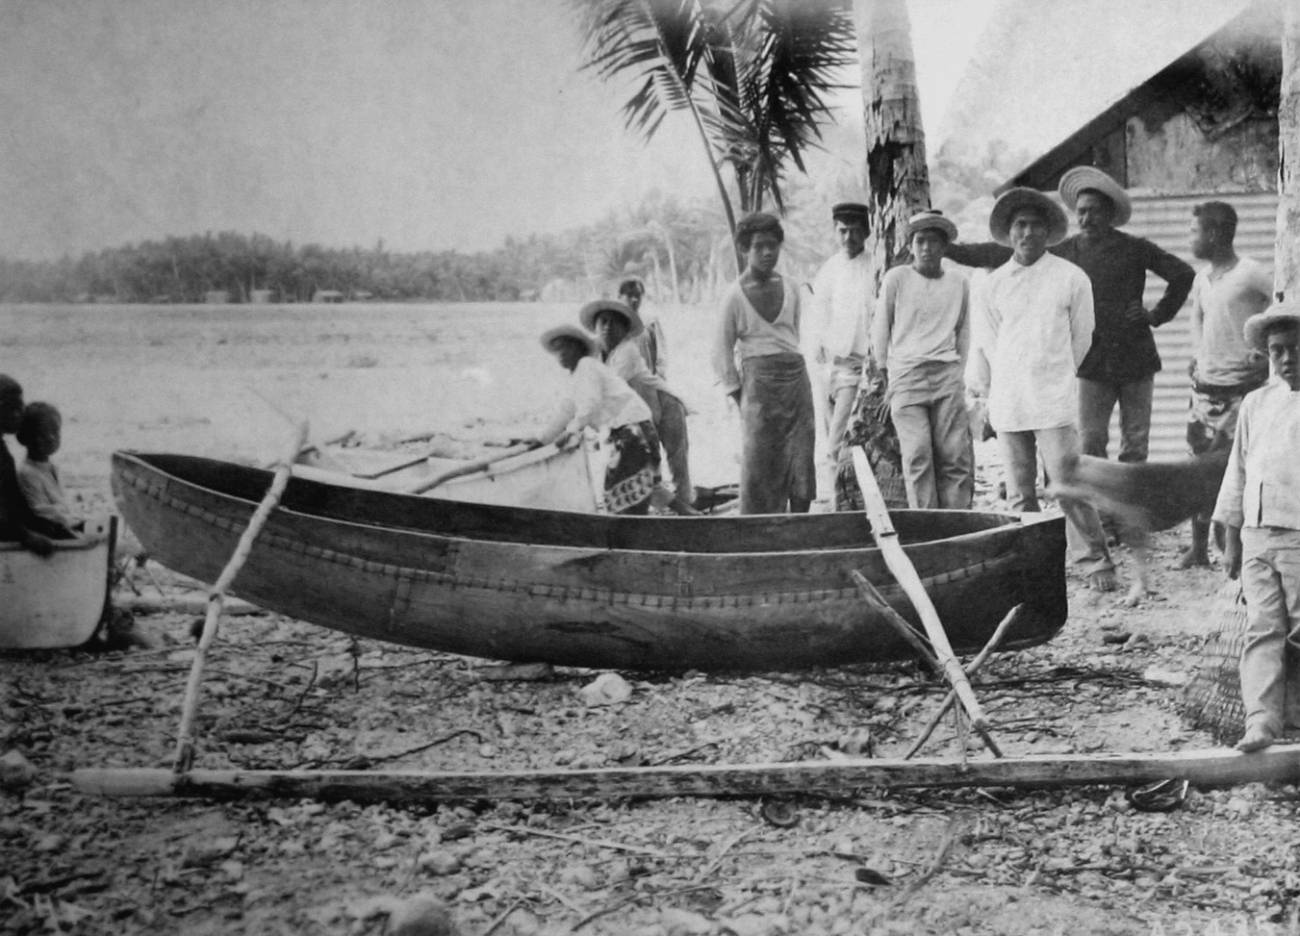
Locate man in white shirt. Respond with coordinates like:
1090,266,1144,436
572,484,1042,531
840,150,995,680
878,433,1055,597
1179,200,1273,568
970,188,1116,591
1214,305,1300,751
809,202,874,463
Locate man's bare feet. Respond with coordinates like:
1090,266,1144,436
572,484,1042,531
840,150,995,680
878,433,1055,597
1236,725,1276,752
1087,568,1118,592
1119,584,1151,608
1174,547,1210,570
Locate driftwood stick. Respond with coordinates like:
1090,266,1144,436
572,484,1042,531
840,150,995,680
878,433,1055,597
904,605,1024,760
172,422,308,774
406,443,534,495
71,744,1300,803
476,822,670,858
849,571,937,667
851,448,991,733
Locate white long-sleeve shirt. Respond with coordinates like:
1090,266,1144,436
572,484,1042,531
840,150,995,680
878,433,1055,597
1213,380,1300,531
809,250,873,359
970,253,1094,432
541,356,651,441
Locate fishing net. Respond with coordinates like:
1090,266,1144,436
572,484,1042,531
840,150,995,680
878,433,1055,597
834,362,908,512
1178,581,1247,745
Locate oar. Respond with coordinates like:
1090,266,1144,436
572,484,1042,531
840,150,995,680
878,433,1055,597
405,443,535,495
850,447,993,736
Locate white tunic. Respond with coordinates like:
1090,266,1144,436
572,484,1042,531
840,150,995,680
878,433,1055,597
543,356,651,440
970,253,1094,432
809,250,873,359
1213,381,1300,531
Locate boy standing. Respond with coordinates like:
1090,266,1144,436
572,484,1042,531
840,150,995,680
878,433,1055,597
872,210,973,509
1214,304,1300,752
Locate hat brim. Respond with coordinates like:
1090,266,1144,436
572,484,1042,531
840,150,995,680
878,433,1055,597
578,299,643,337
989,189,1069,247
1058,166,1132,227
1244,306,1300,353
906,216,958,242
540,325,598,357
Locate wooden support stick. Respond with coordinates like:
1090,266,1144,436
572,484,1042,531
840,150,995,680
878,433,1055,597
406,443,534,495
851,448,991,733
172,422,308,773
71,744,1300,804
904,605,1024,760
850,570,937,667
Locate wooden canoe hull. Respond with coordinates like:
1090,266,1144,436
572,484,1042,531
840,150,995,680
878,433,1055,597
0,517,114,649
111,452,1068,671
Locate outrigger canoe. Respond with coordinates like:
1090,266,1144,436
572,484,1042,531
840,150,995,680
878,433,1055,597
111,451,1068,672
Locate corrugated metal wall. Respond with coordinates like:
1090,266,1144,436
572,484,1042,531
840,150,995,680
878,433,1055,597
1118,191,1278,461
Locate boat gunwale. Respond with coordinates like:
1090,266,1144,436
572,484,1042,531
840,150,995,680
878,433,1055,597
113,450,1044,558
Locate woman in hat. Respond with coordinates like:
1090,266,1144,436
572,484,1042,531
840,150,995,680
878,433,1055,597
528,324,661,515
580,298,695,514
1213,304,1300,751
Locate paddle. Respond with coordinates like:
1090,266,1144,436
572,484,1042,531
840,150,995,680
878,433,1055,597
404,443,536,495
850,447,995,740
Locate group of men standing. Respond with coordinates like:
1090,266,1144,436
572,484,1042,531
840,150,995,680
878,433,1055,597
713,165,1274,594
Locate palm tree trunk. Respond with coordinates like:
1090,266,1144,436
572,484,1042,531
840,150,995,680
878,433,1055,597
854,0,931,284
1277,0,1300,302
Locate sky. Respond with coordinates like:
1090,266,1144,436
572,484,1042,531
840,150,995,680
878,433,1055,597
0,0,996,261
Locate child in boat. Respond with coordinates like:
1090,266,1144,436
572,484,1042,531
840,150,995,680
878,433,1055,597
0,376,66,555
580,298,696,514
17,402,83,538
529,324,662,515
1214,304,1300,752
871,210,974,509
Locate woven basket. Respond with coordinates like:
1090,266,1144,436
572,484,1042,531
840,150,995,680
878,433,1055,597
1179,581,1248,745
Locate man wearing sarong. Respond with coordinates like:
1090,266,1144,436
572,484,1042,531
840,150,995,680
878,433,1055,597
809,202,874,464
712,212,815,514
1179,200,1272,568
969,188,1116,590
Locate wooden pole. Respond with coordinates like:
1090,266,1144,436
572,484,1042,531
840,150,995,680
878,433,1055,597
904,605,1023,760
851,447,991,732
71,744,1300,804
850,569,936,664
172,422,308,773
406,443,535,495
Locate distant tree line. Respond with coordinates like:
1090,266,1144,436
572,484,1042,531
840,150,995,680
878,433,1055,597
0,151,1010,305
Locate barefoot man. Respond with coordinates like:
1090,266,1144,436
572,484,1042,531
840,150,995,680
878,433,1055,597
1215,305,1300,752
1179,201,1272,568
969,189,1116,591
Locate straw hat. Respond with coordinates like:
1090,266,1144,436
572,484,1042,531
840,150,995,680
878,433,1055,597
540,323,598,357
988,188,1069,247
1243,303,1300,354
905,209,958,242
1058,166,1132,227
578,298,643,337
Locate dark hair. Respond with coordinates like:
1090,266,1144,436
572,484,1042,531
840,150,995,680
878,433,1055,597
617,278,644,298
0,374,20,400
1194,201,1238,243
17,401,59,448
1077,188,1116,213
735,212,784,252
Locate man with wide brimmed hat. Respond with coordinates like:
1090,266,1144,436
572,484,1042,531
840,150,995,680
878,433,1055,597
1213,303,1300,751
809,201,875,466
871,209,973,509
948,166,1193,470
969,187,1116,590
581,298,695,513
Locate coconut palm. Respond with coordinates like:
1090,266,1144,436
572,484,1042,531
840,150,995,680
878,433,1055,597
571,0,856,261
